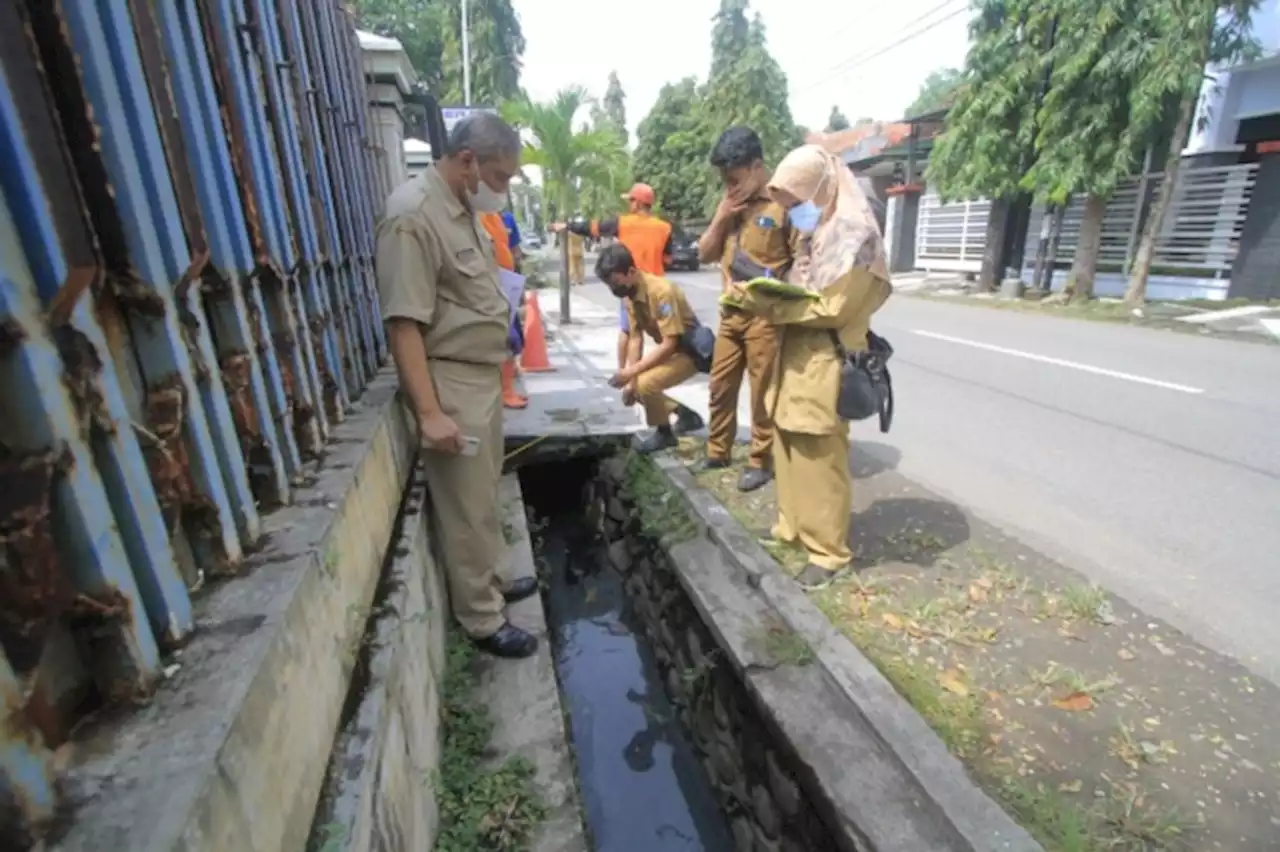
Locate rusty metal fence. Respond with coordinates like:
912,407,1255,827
0,1,387,843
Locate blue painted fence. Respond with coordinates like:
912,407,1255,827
0,1,389,843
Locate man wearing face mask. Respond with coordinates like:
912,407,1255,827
375,113,538,659
696,126,801,493
597,243,705,453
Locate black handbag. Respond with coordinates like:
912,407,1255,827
680,318,717,373
830,329,894,432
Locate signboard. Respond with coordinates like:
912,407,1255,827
440,106,499,135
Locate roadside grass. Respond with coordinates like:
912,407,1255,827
674,436,1280,852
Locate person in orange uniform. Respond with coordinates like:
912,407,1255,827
696,126,800,494
551,183,686,389
479,211,528,409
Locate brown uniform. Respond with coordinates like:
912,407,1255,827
624,272,699,427
375,165,511,637
708,197,799,468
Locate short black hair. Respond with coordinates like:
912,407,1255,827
710,126,764,171
595,243,636,282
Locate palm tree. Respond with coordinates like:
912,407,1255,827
501,86,629,222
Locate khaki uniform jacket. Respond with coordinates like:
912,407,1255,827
624,271,697,345
374,166,509,365
721,196,802,283
740,267,890,436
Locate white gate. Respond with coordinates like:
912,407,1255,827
915,192,992,272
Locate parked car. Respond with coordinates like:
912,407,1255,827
666,228,701,272
521,233,545,253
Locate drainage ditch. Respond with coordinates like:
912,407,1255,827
519,454,837,852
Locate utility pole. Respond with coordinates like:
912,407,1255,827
461,0,472,106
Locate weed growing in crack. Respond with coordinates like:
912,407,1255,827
433,634,546,851
621,453,697,544
754,626,816,667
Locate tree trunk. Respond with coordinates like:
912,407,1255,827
1124,6,1213,307
1042,202,1067,292
978,197,1011,291
1065,193,1106,303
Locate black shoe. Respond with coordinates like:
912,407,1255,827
796,563,841,591
737,467,773,493
472,622,538,658
672,405,705,436
693,457,731,474
634,427,678,455
503,576,539,603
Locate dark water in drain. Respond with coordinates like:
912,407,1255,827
522,462,735,852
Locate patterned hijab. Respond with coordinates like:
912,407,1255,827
769,145,890,292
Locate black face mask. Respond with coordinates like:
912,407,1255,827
610,284,637,299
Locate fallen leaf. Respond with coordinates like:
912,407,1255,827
1058,779,1084,793
976,576,994,589
882,612,904,630
939,669,969,696
1052,691,1095,712
1118,648,1136,661
968,584,988,603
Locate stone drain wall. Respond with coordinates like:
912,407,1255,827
590,466,838,852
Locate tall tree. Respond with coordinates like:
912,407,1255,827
926,0,1053,289
634,78,712,223
501,87,627,221
1124,0,1260,305
826,106,851,132
603,71,628,145
906,67,964,117
353,0,525,105
710,0,752,78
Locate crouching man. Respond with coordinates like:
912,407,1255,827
597,243,706,454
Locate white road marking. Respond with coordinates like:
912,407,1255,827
1177,304,1274,324
911,330,1206,394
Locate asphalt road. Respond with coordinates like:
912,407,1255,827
575,268,1280,685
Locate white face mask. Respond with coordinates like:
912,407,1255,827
469,169,506,213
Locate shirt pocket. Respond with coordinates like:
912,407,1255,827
738,215,791,272
441,239,507,317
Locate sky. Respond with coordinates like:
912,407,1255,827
512,0,972,141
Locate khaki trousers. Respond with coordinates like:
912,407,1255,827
772,427,853,571
419,360,507,637
707,309,777,468
634,352,699,427
568,250,585,285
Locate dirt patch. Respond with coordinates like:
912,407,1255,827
674,437,1280,851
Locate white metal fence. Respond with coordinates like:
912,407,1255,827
1021,163,1258,281
915,192,992,272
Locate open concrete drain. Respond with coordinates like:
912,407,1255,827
520,456,833,852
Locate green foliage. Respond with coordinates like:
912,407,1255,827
635,0,799,221
906,67,964,117
434,635,546,851
502,87,629,221
926,0,1050,201
603,71,628,145
825,106,851,132
634,78,715,224
353,0,524,105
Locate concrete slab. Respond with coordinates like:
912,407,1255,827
470,476,589,852
55,372,417,852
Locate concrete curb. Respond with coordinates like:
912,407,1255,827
57,371,417,852
649,454,1043,852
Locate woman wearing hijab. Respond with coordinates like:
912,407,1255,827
732,144,892,589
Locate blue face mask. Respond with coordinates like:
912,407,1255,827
787,200,822,234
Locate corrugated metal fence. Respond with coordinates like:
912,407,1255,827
0,1,387,842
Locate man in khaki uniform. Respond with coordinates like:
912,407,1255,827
598,244,704,454
697,127,799,493
375,114,537,659
567,230,585,285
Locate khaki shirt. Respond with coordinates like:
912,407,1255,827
722,196,802,282
375,166,509,366
740,268,890,435
624,272,695,344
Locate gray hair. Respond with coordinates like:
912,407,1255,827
443,112,521,162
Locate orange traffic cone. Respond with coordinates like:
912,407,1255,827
520,291,555,373
501,358,528,409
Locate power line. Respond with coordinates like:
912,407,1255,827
814,0,965,56
794,1,969,96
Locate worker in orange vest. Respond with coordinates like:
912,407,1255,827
480,211,528,409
